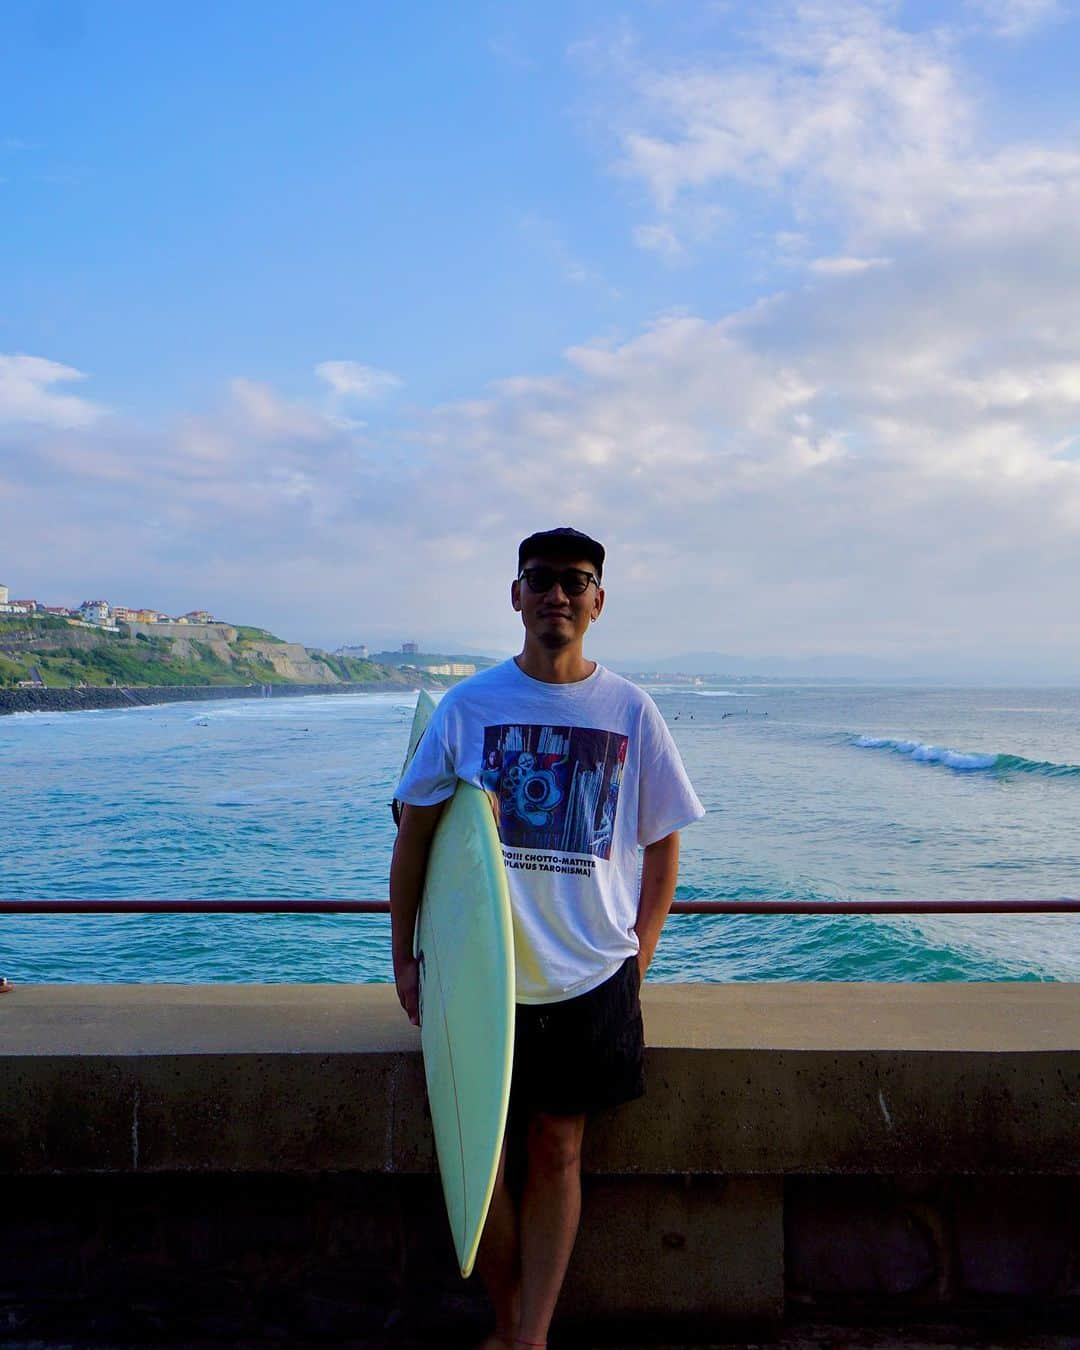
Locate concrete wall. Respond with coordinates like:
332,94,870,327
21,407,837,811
0,983,1077,1344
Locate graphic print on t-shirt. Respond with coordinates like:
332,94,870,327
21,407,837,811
480,724,627,860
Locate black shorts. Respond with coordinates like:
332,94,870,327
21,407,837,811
509,955,645,1120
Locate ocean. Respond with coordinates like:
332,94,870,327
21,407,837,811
1,682,1078,984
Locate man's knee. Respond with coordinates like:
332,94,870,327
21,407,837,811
526,1113,586,1177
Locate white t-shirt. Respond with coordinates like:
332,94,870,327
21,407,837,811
395,658,705,1004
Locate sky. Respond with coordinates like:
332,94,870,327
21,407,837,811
3,0,1080,677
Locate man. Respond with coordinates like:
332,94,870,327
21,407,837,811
390,527,703,1349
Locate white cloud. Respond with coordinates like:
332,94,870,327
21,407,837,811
229,378,337,442
967,0,1065,37
807,255,891,274
404,196,1080,666
315,360,402,401
0,353,104,428
618,3,966,242
609,1,1080,255
633,202,728,262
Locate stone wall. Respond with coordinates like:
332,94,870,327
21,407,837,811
0,983,1077,1344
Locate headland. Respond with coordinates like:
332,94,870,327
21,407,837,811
0,612,458,716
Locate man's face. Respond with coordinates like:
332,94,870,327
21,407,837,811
511,554,605,650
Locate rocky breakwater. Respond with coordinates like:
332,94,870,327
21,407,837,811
0,680,425,717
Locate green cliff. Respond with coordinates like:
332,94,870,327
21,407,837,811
0,618,426,690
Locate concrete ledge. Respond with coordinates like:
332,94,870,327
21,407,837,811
7,981,1074,1056
0,983,1076,1342
1,983,1077,1177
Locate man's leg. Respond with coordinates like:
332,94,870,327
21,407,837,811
474,1138,520,1349
515,1110,587,1347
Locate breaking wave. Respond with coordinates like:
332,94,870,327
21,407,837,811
852,736,1080,778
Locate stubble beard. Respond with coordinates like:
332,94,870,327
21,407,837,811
537,628,574,651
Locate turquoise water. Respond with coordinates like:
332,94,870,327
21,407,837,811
1,684,1078,983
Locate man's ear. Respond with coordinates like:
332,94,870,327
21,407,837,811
511,578,522,612
592,585,605,621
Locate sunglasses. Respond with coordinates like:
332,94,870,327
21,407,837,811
518,566,600,597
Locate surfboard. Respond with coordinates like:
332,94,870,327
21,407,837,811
397,689,515,1278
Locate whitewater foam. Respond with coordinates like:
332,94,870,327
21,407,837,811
852,735,1080,778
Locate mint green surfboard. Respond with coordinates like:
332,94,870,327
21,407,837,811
399,690,515,1278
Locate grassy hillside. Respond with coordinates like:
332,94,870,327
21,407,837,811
0,615,73,639
234,625,286,644
0,619,424,689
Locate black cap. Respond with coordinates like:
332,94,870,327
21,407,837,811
518,526,605,579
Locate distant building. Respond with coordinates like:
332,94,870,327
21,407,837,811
336,644,369,660
421,662,477,677
79,600,110,625
0,584,8,605
402,641,419,655
0,601,34,616
178,610,215,624
43,606,73,617
371,648,498,672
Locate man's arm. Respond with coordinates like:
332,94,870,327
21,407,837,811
633,831,680,980
389,800,446,1025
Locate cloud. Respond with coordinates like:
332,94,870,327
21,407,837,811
967,0,1065,37
412,260,1080,667
0,361,416,635
807,255,891,275
229,377,336,442
610,1,1080,255
314,360,403,401
0,353,105,427
632,203,728,263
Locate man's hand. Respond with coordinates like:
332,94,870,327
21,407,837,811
395,953,421,1027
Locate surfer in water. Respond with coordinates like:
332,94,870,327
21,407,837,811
391,526,703,1350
